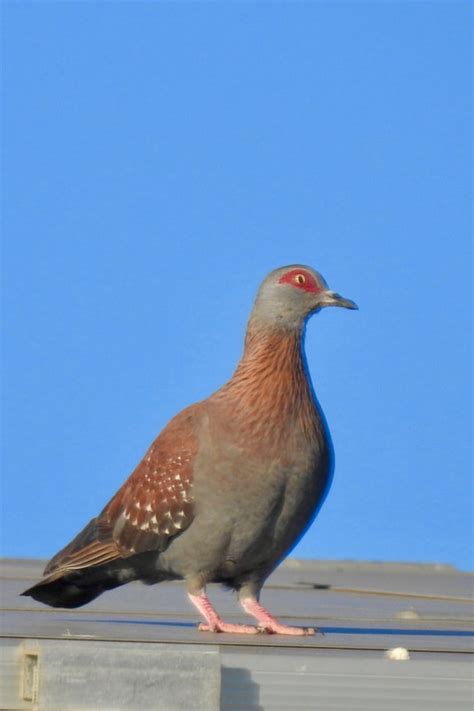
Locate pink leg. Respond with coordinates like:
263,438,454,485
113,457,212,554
240,597,315,636
188,591,258,634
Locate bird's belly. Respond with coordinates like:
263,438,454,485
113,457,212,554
160,430,332,583
223,458,330,579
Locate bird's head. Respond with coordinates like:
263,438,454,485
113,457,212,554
250,264,358,330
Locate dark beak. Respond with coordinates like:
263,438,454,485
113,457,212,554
321,290,358,310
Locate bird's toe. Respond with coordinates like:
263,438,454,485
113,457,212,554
257,623,316,636
198,621,258,634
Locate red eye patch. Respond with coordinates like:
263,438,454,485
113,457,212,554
278,269,322,294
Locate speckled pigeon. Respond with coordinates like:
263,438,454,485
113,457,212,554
23,265,357,635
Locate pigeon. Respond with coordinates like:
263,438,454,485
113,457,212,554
22,265,357,635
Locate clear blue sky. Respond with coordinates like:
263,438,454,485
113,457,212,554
2,2,472,570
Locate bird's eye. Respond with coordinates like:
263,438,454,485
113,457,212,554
295,274,306,285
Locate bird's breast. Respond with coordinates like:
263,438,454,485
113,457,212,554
188,406,331,576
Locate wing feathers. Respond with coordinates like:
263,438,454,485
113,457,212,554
102,406,198,556
59,542,121,569
41,405,200,581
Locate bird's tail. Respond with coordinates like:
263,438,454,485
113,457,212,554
21,559,138,608
21,516,137,608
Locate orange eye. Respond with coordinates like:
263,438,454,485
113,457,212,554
295,274,306,285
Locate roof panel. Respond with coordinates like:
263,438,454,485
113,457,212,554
1,558,472,710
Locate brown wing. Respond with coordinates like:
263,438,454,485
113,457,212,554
43,518,120,578
43,405,200,578
104,407,198,554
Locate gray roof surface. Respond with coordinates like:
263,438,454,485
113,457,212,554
2,557,473,652
1,557,473,710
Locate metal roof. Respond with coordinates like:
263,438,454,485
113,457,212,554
1,557,473,710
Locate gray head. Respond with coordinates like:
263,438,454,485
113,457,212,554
250,264,358,330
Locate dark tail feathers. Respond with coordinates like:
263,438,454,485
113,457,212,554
20,548,168,608
21,561,138,608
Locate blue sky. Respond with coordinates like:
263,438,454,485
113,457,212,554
2,2,472,570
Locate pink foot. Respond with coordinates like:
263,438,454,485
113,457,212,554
188,591,258,635
241,597,316,636
198,621,258,634
257,622,315,636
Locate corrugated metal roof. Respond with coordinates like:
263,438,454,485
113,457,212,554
1,558,473,710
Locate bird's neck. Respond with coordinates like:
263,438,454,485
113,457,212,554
214,323,319,442
241,323,307,377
